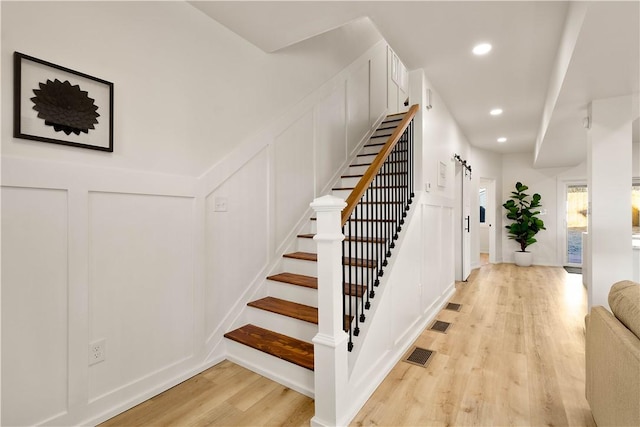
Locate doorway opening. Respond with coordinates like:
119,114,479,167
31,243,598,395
565,184,588,267
479,178,496,266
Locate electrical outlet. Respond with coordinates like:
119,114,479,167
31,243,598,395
89,339,106,366
213,196,228,212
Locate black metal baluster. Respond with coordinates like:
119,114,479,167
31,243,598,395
352,206,359,337
358,200,365,323
402,129,408,216
409,121,414,200
386,157,393,256
367,185,374,304
343,225,352,351
375,176,382,286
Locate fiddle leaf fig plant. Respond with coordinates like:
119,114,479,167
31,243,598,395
503,182,546,252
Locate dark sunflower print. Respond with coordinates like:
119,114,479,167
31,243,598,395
31,79,100,136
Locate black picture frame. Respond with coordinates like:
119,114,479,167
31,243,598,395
13,52,114,152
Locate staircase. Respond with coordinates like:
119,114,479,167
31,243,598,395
224,111,410,392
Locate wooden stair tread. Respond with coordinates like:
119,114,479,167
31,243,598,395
359,201,404,204
343,283,366,297
345,218,396,222
266,271,364,297
386,111,407,117
298,233,386,243
248,297,317,324
342,257,377,268
332,185,406,190
283,251,376,268
350,159,408,167
310,217,398,223
224,324,314,371
375,125,399,132
283,251,318,262
341,172,406,179
267,272,317,289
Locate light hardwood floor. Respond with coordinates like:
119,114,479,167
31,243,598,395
101,263,595,426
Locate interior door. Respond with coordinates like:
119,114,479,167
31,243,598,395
455,162,472,281
462,170,472,280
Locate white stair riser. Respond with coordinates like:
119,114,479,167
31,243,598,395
340,176,362,188
347,164,370,175
353,154,378,165
360,144,384,155
342,265,381,286
341,174,409,189
267,279,318,307
296,237,317,253
283,257,318,277
344,221,402,237
310,219,402,238
331,189,406,203
372,127,395,135
282,257,377,285
343,205,408,220
247,307,318,342
297,236,385,255
225,340,314,397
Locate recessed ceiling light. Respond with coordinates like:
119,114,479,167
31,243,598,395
490,108,503,116
497,137,507,143
473,43,492,55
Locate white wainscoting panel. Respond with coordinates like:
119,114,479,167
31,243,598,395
347,61,371,155
205,149,269,340
391,207,422,342
1,187,69,426
88,192,195,401
422,204,443,309
370,48,387,126
441,206,455,292
274,112,315,246
315,86,347,195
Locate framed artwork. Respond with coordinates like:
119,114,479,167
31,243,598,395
438,161,447,187
13,51,113,152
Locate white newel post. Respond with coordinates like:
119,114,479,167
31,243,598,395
310,195,349,427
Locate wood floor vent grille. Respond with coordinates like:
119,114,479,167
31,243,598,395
430,320,451,333
445,302,461,311
403,346,434,367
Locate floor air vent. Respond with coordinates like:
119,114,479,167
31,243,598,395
429,320,451,333
445,302,461,311
403,346,434,367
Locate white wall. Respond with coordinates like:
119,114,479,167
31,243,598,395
1,2,388,425
1,1,382,177
587,95,634,309
501,152,587,266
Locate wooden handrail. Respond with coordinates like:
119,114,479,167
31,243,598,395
341,104,419,225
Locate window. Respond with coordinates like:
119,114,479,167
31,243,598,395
632,181,640,234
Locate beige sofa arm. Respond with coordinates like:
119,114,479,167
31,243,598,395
585,307,640,427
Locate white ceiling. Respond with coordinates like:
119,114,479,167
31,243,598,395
190,1,639,168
